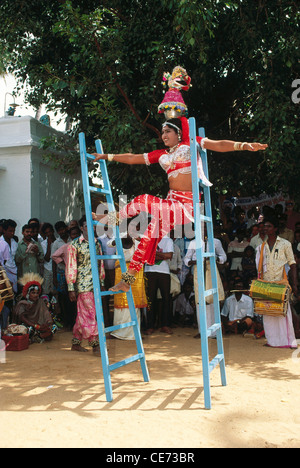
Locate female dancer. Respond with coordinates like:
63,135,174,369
92,117,268,292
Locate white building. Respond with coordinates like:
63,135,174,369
0,115,82,238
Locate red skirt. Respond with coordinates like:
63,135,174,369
119,190,199,272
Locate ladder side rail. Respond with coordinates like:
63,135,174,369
79,133,113,401
95,141,150,383
198,128,227,387
94,140,127,275
198,128,219,311
189,118,212,409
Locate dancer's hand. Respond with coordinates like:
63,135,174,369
244,143,268,151
92,153,106,162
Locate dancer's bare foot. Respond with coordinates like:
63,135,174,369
71,344,88,352
109,281,130,293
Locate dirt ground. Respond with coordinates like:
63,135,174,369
0,327,299,448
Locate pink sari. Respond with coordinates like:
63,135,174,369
73,292,99,345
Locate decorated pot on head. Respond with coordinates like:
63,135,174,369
158,66,191,119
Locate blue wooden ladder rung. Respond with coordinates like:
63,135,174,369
109,353,145,372
79,132,150,403
207,323,221,337
200,215,212,222
100,290,122,297
89,186,111,195
105,321,137,333
203,252,215,258
96,254,123,260
204,288,218,298
86,153,96,161
189,117,227,410
209,354,225,374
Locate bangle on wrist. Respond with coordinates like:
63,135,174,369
107,154,115,161
234,142,247,151
233,142,242,151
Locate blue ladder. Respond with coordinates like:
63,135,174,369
189,117,227,410
79,133,150,402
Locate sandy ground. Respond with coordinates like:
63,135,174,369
0,327,299,449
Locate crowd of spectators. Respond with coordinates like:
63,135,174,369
0,198,300,346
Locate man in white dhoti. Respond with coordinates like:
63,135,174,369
256,217,298,348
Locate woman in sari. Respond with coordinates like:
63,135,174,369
14,273,56,343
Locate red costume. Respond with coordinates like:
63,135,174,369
118,116,211,273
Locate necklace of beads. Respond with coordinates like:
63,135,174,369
167,143,180,153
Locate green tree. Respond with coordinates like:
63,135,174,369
0,0,299,201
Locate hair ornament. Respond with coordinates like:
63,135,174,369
19,273,44,299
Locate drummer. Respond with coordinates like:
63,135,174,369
255,216,298,348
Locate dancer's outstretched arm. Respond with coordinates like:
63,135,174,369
204,139,268,152
92,140,268,164
92,153,145,164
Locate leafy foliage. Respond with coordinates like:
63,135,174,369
0,0,299,201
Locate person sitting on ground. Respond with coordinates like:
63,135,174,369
13,273,56,343
174,281,196,327
221,278,254,334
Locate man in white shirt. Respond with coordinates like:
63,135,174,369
0,219,18,328
184,237,227,271
0,236,10,268
221,279,254,334
255,217,297,348
144,236,174,335
0,220,18,283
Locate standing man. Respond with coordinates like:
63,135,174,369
66,215,105,354
51,221,70,327
0,219,18,328
184,231,226,338
41,223,56,295
256,217,298,348
144,235,174,335
0,219,18,292
15,224,44,281
250,222,268,251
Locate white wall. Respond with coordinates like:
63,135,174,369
0,146,31,234
0,116,82,239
